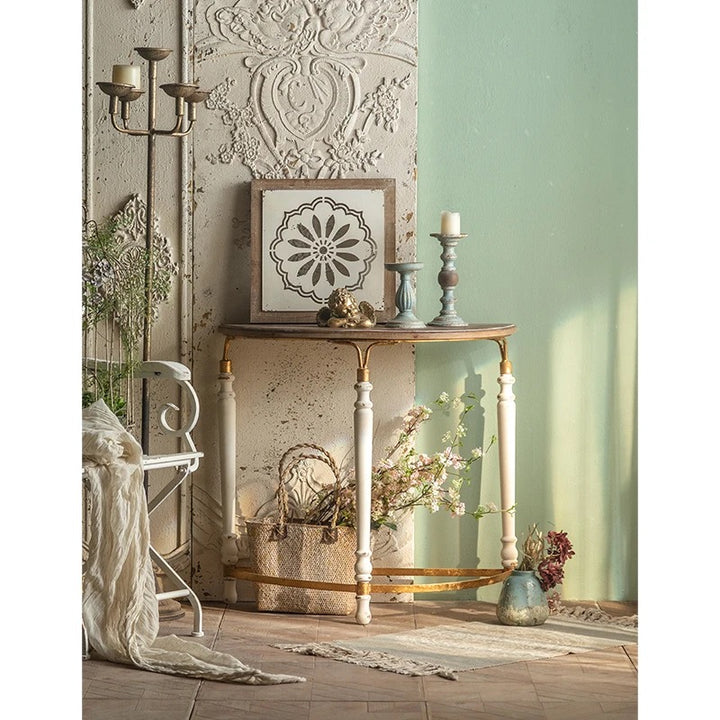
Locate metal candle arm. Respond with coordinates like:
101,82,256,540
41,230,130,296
100,81,208,139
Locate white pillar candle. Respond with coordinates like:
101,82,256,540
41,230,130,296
112,64,142,89
440,211,461,236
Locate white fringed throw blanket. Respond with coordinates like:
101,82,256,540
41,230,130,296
82,400,304,685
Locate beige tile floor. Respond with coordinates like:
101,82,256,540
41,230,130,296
82,600,638,720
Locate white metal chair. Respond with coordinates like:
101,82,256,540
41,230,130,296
137,360,204,637
82,359,204,658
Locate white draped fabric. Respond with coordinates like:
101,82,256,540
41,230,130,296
81,400,304,685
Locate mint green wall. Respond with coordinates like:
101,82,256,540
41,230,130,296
414,0,637,602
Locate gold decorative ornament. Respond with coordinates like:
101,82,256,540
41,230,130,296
316,288,376,328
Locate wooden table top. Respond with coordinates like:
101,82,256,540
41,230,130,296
219,322,517,343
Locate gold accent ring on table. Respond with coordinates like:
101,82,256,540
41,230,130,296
227,566,513,595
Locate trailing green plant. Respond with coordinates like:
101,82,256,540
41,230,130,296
81,363,132,423
83,215,157,357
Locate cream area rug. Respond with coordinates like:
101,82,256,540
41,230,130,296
275,615,638,680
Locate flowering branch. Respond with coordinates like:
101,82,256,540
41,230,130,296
302,392,507,530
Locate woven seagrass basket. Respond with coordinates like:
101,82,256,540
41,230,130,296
246,444,356,615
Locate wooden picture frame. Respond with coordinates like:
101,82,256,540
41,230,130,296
250,178,396,323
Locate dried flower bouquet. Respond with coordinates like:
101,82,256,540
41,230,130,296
517,523,575,608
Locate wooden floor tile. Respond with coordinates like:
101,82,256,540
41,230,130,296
82,600,639,719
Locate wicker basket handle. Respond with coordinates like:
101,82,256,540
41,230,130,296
276,443,343,535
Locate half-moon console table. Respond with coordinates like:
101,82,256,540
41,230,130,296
217,323,519,625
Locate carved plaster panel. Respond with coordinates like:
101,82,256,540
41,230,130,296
197,1,416,179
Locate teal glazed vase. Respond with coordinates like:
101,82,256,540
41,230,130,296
496,570,550,626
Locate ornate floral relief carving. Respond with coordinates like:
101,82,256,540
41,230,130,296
201,0,414,58
371,523,401,556
112,195,179,320
198,0,416,178
359,74,410,133
254,459,332,520
82,195,178,349
129,0,145,8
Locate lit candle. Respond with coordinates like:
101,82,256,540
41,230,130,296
112,64,142,89
440,211,461,236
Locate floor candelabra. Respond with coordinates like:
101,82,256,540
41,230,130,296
97,48,208,623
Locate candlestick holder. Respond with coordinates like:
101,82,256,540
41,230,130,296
427,233,469,327
384,262,426,328
97,47,208,471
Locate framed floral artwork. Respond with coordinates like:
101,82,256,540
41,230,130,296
250,178,396,323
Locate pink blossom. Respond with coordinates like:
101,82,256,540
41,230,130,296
313,395,498,529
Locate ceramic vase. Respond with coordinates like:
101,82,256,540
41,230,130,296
496,570,549,626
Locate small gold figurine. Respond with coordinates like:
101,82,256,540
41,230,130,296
316,288,376,328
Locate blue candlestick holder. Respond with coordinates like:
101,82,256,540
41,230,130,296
427,233,468,327
384,262,426,328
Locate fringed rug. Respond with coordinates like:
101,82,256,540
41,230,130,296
274,614,638,680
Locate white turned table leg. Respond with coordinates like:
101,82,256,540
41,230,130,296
497,371,518,568
218,367,239,604
354,373,374,625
